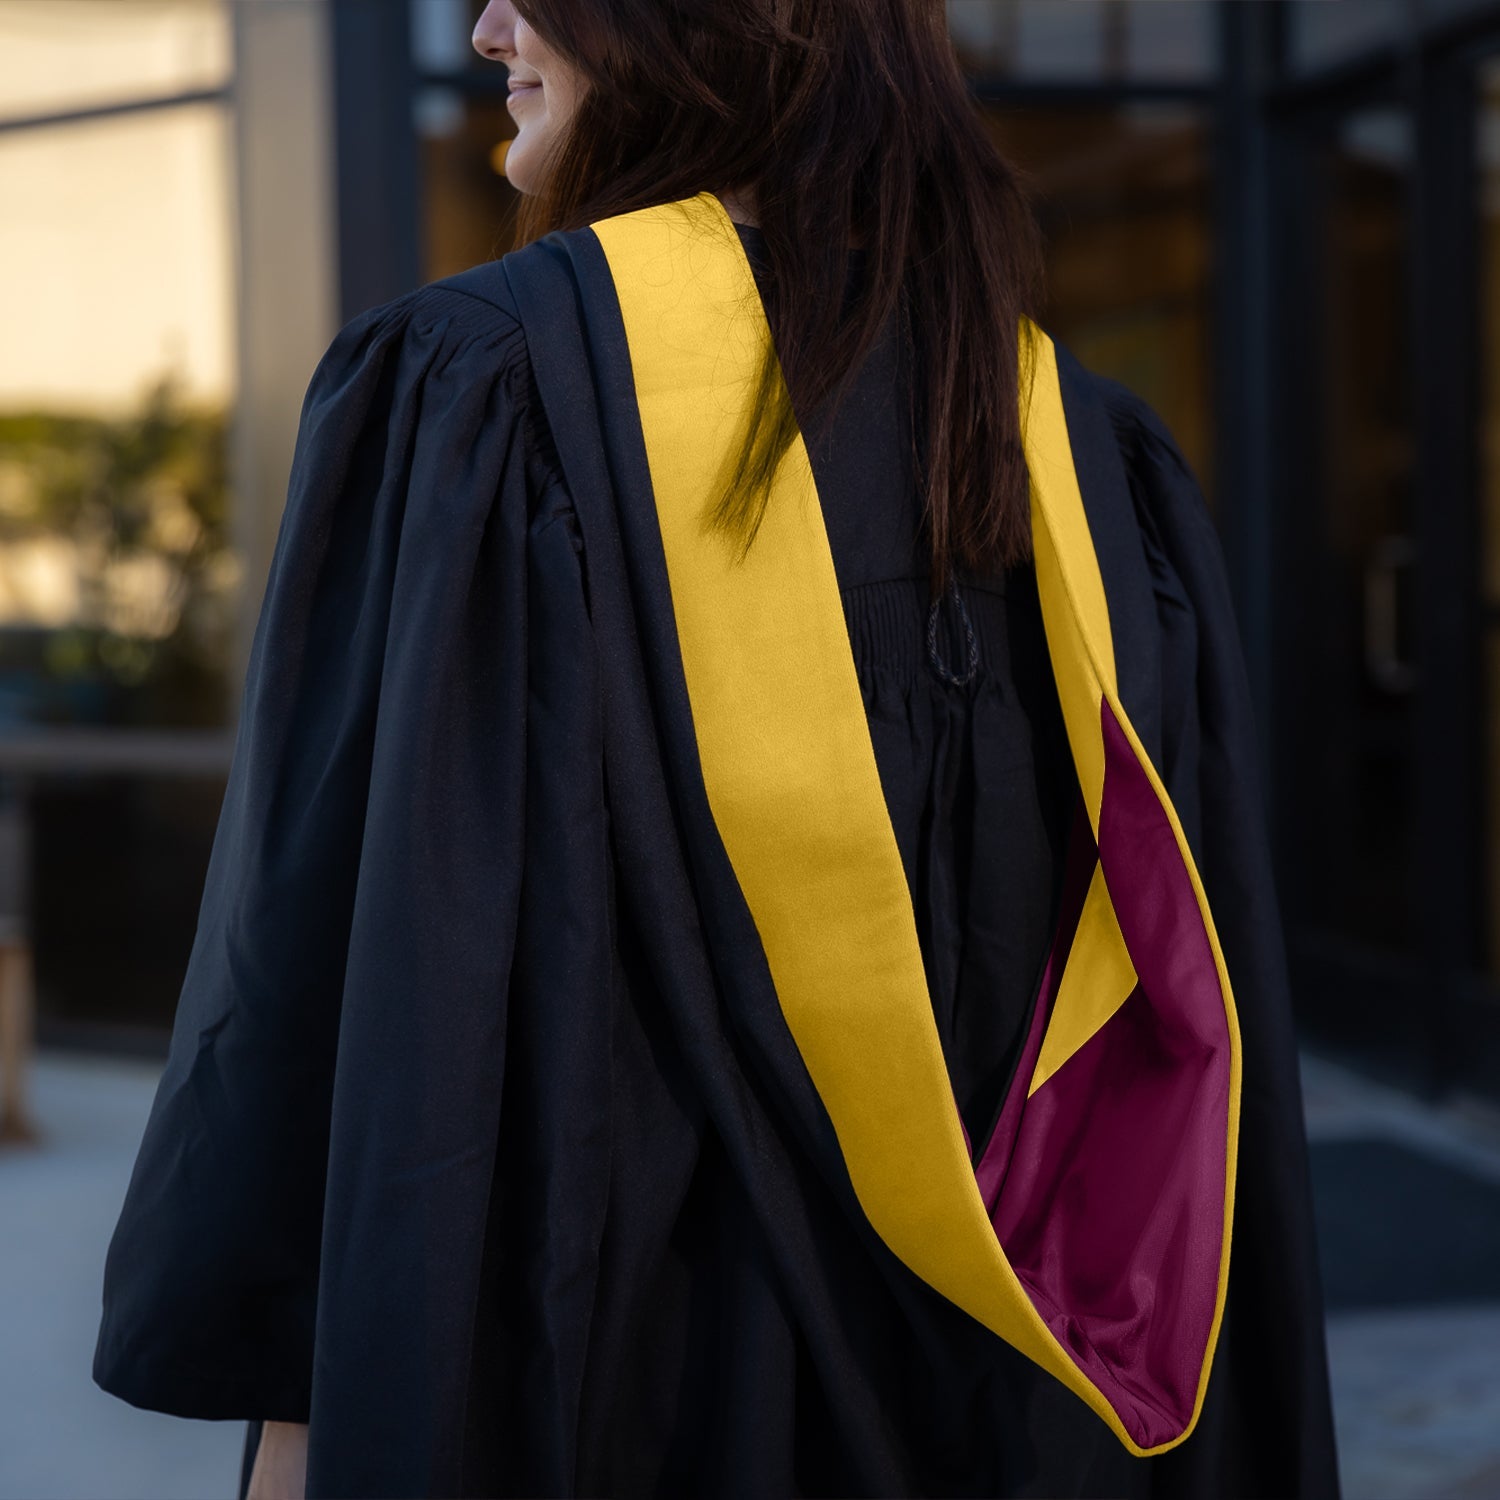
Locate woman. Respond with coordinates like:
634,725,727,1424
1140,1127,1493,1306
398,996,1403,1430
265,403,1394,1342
94,3,1341,1497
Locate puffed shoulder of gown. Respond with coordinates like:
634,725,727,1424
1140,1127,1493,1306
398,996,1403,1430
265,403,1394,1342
92,257,1341,1500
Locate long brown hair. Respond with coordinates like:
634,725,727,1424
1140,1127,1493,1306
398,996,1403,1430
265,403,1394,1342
509,0,1045,594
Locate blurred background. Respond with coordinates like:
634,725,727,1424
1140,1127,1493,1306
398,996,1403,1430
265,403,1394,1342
1,0,1499,1495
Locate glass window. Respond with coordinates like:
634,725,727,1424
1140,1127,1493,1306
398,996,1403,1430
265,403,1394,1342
0,106,234,415
1419,0,1500,24
946,0,1017,66
1122,0,1217,83
1294,105,1417,952
1475,58,1500,982
0,0,230,123
411,0,477,75
1285,0,1403,74
410,0,520,277
0,0,243,1045
1012,0,1113,80
985,102,1215,504
0,103,237,730
946,0,1215,85
418,91,518,280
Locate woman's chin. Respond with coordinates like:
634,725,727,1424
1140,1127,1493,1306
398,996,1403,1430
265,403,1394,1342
503,139,541,196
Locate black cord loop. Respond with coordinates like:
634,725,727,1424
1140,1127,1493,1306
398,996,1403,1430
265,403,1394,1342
925,575,979,687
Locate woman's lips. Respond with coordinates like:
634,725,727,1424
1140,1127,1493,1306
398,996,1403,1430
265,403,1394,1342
507,82,541,101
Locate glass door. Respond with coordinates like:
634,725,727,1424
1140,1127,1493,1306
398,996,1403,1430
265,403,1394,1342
1277,49,1500,1102
1274,98,1433,1085
1466,53,1500,1085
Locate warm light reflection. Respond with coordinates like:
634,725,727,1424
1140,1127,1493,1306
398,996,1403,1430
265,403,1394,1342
0,104,235,413
0,0,238,728
0,0,230,124
0,536,80,626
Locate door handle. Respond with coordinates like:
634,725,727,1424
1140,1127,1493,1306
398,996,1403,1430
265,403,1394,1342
1363,533,1417,694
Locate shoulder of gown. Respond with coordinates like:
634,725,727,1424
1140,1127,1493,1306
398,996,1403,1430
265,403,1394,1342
92,268,593,1431
294,270,570,514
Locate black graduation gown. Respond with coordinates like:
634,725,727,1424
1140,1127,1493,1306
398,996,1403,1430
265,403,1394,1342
93,204,1341,1499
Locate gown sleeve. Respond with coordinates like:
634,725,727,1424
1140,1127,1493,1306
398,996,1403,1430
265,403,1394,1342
91,282,583,1431
1096,376,1343,1498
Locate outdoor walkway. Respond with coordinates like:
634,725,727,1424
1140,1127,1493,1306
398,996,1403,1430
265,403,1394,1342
2,1048,1499,1498
0,1054,242,1500
1302,1051,1500,1499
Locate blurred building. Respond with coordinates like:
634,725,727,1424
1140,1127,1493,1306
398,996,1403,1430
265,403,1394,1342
0,0,1496,1103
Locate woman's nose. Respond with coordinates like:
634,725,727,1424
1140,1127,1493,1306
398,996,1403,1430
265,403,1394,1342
472,0,515,62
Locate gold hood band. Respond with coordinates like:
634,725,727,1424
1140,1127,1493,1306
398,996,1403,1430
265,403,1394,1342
589,191,1241,1456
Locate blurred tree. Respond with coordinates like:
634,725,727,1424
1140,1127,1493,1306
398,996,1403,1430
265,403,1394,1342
0,374,237,729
